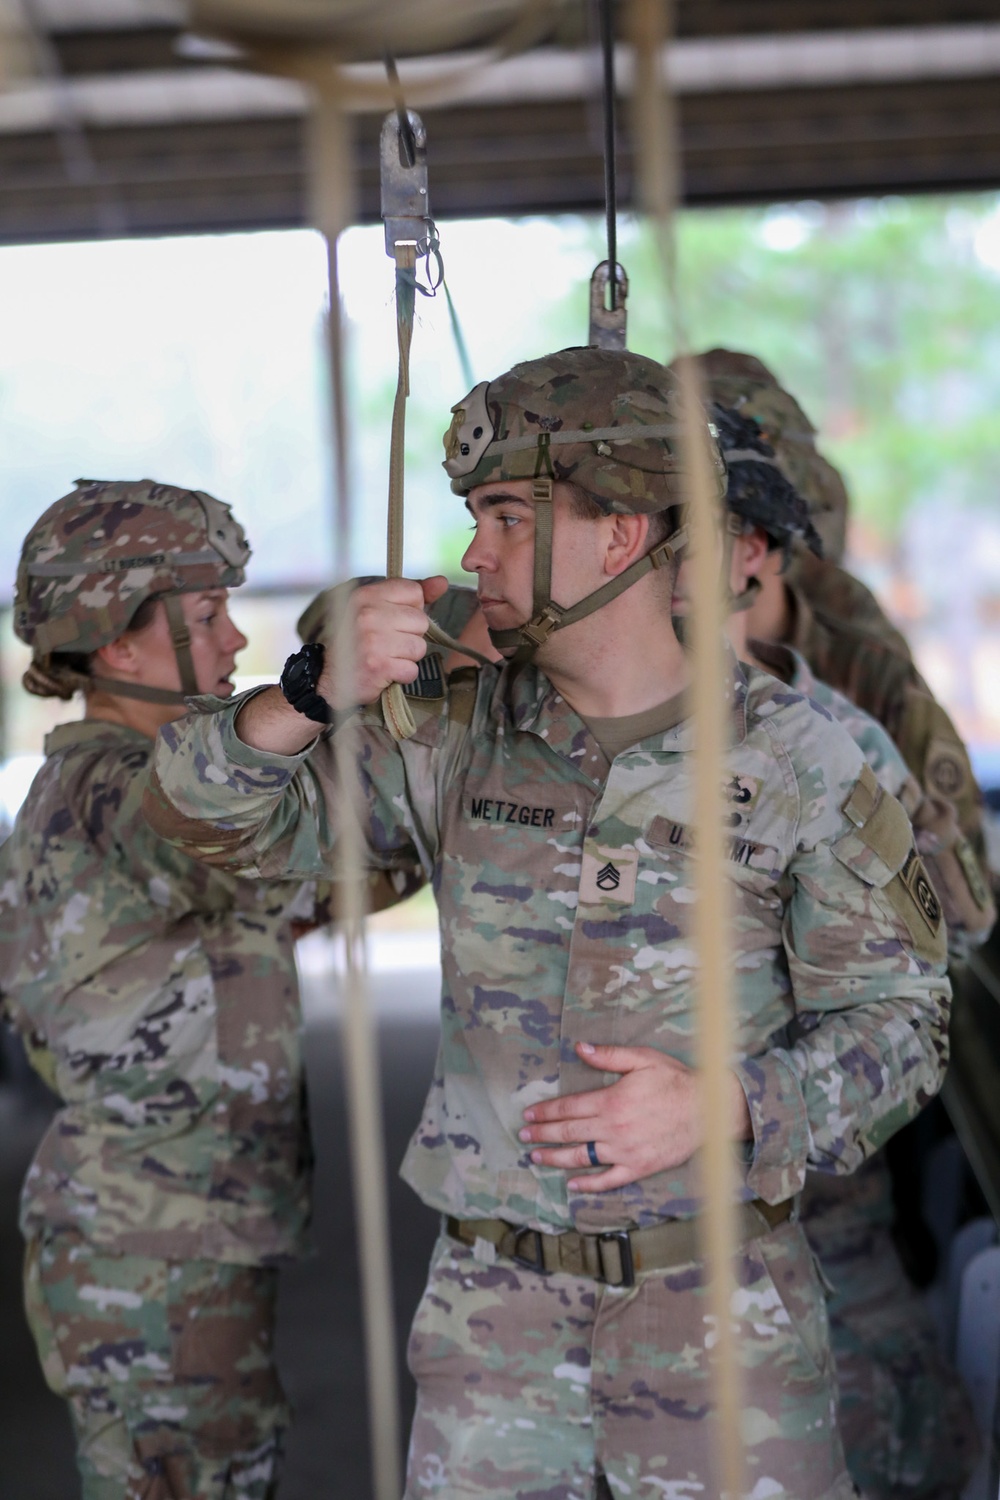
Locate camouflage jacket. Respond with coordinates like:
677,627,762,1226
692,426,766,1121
751,640,993,956
0,719,316,1264
751,639,910,795
787,553,989,869
145,657,950,1236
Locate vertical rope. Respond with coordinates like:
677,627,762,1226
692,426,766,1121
309,90,402,1500
625,2,746,1494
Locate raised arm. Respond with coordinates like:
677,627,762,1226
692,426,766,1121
144,576,449,880
234,575,446,754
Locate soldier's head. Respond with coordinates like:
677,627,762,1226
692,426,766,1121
15,479,250,722
693,347,849,566
671,404,822,649
442,346,725,660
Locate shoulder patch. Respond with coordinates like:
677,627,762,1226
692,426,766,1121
403,652,445,702
924,734,973,800
835,770,946,965
899,848,943,934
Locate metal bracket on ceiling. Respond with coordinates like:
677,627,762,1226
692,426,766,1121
380,107,433,257
589,260,629,350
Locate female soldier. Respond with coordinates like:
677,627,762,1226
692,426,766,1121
0,480,317,1500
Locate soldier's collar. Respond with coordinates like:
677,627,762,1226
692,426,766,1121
748,636,817,699
784,579,816,657
44,718,151,757
504,651,749,758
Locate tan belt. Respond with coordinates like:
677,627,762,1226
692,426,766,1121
446,1198,794,1289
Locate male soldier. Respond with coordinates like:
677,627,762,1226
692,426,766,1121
684,405,982,1499
698,348,994,928
0,480,415,1500
145,349,950,1500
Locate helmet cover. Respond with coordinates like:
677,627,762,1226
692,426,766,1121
15,478,250,659
443,346,726,512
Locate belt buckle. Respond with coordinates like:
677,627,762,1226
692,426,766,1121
511,1228,548,1275
598,1229,635,1288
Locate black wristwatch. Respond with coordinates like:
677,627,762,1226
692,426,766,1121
279,642,333,724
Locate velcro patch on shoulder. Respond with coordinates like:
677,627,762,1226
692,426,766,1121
403,652,445,702
834,772,914,888
841,761,880,829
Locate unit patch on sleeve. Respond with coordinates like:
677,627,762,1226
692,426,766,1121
924,735,972,800
900,849,943,934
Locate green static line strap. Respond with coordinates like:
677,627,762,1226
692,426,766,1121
443,278,474,390
423,617,495,669
381,241,419,742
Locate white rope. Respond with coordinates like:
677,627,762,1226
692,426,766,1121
310,90,402,1500
626,1,746,1493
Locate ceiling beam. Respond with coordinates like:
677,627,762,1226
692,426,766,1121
0,72,998,245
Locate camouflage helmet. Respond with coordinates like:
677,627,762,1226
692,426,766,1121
443,346,725,512
442,347,725,658
695,348,848,564
711,403,823,560
15,478,250,703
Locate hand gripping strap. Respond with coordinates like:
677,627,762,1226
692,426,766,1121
380,243,419,743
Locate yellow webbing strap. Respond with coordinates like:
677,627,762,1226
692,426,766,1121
627,0,746,1492
381,242,419,742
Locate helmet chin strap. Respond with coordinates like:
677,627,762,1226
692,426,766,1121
87,592,202,705
487,476,689,662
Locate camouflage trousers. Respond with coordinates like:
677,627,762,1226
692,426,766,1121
23,1234,289,1500
802,1159,980,1499
404,1223,859,1500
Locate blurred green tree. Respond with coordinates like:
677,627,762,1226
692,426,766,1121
531,196,1000,539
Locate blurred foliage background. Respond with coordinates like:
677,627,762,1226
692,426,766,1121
1,193,999,781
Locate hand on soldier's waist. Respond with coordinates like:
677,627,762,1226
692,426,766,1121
518,1042,752,1192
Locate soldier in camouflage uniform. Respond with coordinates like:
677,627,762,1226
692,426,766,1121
144,348,951,1500
698,348,993,915
0,481,334,1500
682,403,983,1499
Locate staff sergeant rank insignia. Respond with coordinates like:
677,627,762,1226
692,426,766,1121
596,862,620,892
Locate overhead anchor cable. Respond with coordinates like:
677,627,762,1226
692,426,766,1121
379,62,487,739
589,0,628,350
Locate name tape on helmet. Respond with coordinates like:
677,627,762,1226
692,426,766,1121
27,549,229,578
